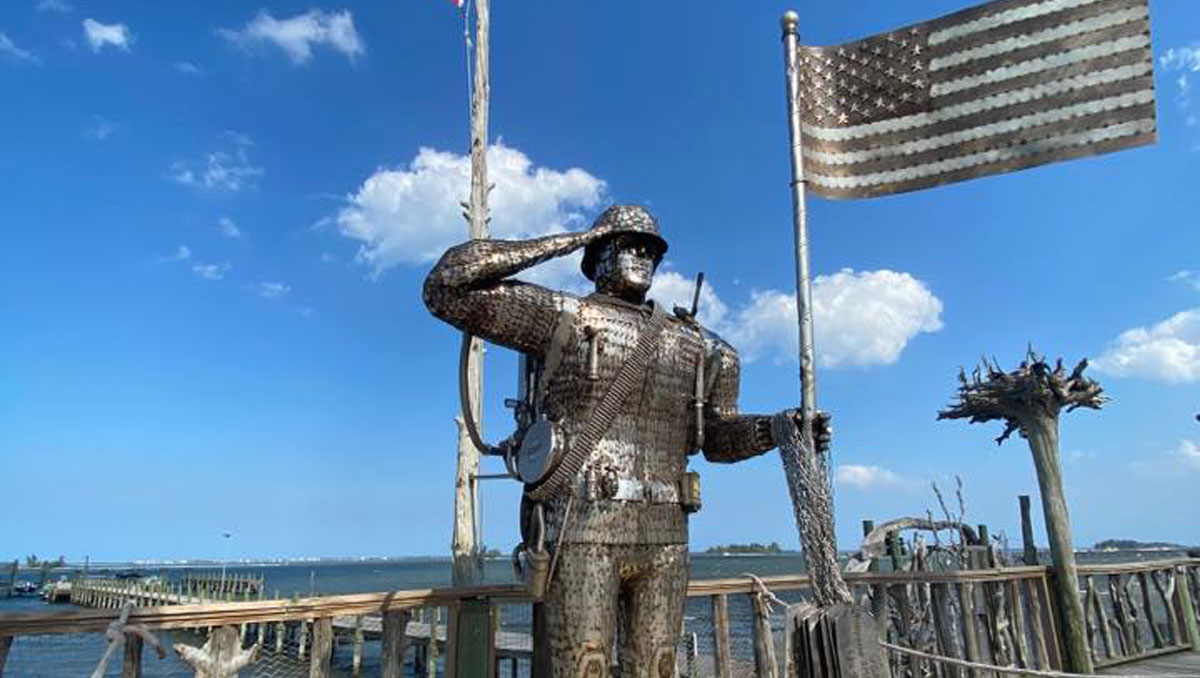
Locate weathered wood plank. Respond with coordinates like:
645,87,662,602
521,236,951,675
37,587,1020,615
121,633,143,678
1008,579,1031,668
1138,572,1165,649
352,615,364,676
960,582,985,678
932,582,962,678
380,608,411,678
1174,565,1200,652
1023,579,1050,669
309,617,333,678
711,594,732,678
750,592,777,678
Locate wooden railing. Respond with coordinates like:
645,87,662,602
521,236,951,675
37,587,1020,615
1076,559,1200,668
1,558,1197,678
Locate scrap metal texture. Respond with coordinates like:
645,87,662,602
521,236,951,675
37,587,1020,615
794,0,1157,199
424,206,781,674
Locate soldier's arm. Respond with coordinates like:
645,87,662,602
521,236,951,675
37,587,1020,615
701,341,778,463
422,232,594,355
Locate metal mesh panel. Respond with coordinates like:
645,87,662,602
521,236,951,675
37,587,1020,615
494,602,532,678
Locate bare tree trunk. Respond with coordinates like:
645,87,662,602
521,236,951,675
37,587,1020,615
452,0,490,590
1024,416,1092,674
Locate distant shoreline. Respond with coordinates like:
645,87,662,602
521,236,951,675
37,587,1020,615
5,545,1193,572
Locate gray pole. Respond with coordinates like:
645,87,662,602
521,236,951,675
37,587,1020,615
781,11,817,441
780,11,851,608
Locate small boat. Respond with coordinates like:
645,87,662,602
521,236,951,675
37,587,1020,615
13,581,38,595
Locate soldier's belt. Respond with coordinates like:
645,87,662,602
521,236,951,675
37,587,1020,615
594,478,679,503
580,472,702,512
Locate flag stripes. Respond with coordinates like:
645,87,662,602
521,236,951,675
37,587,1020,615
795,0,1156,199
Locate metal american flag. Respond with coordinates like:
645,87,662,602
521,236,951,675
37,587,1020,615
793,0,1157,199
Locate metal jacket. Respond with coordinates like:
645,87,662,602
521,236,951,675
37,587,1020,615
424,233,777,545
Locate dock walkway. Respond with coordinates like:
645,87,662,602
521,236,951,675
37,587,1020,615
1099,650,1200,676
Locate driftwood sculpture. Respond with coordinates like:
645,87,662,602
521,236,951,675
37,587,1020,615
844,518,979,574
939,349,1107,674
174,626,259,678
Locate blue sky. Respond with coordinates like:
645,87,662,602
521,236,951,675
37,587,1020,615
1,0,1198,563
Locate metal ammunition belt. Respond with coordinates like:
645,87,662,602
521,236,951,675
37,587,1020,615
525,303,671,502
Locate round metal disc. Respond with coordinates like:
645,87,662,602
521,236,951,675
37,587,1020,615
517,420,561,485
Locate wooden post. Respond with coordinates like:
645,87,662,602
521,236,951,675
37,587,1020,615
298,620,310,660
863,521,888,635
531,603,550,678
381,608,412,678
0,635,12,677
353,615,365,676
711,594,732,678
309,617,333,678
931,582,962,678
121,633,144,678
427,607,440,677
1019,496,1038,565
977,524,992,569
750,590,777,678
452,0,490,593
1137,572,1164,648
449,599,495,678
959,582,983,678
1009,580,1032,668
1175,565,1200,652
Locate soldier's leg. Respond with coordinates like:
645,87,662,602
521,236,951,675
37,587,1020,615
618,544,688,678
544,543,620,678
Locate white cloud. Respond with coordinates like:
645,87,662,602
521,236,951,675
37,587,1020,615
0,32,38,63
170,137,263,192
218,217,242,239
159,245,192,263
725,269,943,367
836,464,910,491
647,269,728,328
1173,440,1200,469
256,281,291,299
1161,45,1200,146
1161,46,1200,74
36,0,73,12
1093,309,1200,383
219,9,364,65
336,143,606,281
174,61,203,76
1169,270,1200,292
84,116,118,141
82,18,131,53
192,262,231,281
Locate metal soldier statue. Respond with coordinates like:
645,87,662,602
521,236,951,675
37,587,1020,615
424,205,821,677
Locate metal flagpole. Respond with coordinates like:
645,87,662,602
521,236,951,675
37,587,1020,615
779,10,853,609
781,11,817,451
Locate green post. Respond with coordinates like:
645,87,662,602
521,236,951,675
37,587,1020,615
1177,565,1200,652
450,599,495,678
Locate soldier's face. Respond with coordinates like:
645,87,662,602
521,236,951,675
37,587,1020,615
595,236,657,297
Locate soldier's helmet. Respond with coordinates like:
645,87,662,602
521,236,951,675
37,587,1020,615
581,205,669,281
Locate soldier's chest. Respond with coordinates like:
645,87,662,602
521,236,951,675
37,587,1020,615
550,300,707,408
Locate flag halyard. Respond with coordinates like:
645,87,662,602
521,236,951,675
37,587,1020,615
795,0,1157,199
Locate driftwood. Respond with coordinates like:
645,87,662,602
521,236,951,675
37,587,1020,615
846,518,980,573
939,349,1106,675
175,626,258,678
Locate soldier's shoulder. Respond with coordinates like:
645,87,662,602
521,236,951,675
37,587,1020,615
694,324,738,360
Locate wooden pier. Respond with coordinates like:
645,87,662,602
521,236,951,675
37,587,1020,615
1,555,1197,678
